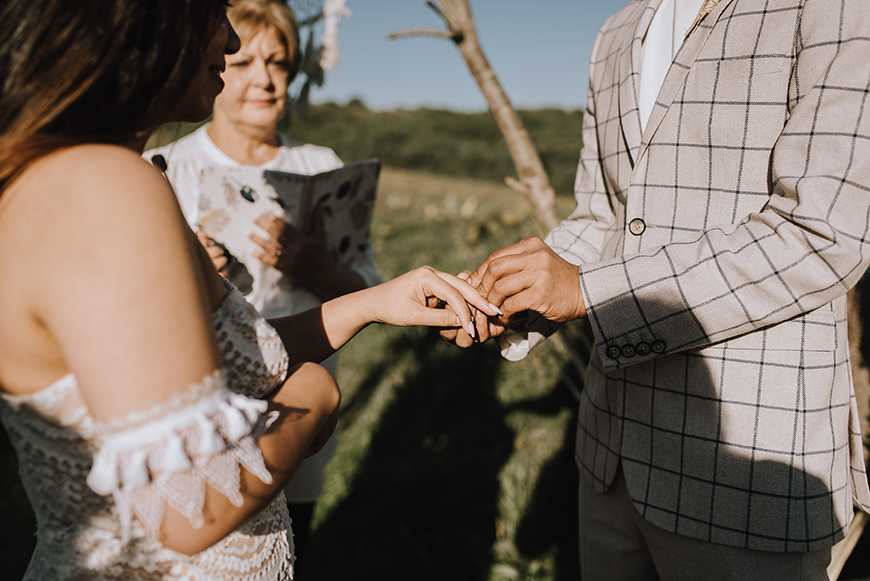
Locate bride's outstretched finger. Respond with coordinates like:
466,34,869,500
404,267,487,334
368,266,498,333
430,269,502,317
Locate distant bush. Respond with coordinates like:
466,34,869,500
282,101,584,197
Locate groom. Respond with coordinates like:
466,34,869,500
446,0,870,579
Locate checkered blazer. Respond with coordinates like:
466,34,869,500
545,0,870,551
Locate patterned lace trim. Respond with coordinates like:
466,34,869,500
86,370,278,543
87,370,227,436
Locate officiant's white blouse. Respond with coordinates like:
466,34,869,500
146,124,381,324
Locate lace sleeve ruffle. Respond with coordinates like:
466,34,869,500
85,370,278,544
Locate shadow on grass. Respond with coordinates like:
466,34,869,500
300,327,514,579
509,388,581,581
299,324,585,580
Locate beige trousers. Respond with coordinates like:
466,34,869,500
578,466,831,581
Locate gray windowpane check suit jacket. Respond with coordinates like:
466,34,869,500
518,0,870,552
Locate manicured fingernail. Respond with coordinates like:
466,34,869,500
465,322,475,337
489,303,503,315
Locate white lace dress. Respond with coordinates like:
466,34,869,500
0,283,294,580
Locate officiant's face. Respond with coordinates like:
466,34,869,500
214,27,291,130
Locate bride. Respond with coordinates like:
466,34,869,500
0,0,496,579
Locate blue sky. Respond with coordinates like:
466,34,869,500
305,0,617,111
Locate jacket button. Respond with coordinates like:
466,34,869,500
651,340,666,353
629,218,646,236
636,342,651,356
621,344,636,358
606,346,621,359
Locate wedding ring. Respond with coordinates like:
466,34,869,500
275,248,283,259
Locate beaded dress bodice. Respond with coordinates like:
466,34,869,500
0,283,293,580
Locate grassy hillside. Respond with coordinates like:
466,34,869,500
147,102,585,198
282,101,584,197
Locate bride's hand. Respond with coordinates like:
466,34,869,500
364,266,502,335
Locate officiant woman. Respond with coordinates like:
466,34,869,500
145,0,380,554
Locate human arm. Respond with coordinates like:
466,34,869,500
22,145,339,554
452,1,870,367
196,230,231,276
157,361,339,555
268,266,500,368
569,0,870,367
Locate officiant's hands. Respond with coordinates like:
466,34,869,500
250,210,331,282
196,231,232,277
249,210,365,301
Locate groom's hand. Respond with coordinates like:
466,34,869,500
438,271,508,347
472,237,586,323
438,304,508,347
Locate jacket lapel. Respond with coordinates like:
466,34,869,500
638,0,738,155
619,0,660,167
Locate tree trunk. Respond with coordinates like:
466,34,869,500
390,0,561,232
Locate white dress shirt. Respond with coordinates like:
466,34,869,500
638,0,706,131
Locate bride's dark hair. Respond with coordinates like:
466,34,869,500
0,0,227,192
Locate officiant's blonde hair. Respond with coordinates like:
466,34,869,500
227,0,302,83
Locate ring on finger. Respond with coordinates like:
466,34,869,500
275,248,283,259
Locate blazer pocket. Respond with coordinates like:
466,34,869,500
710,310,836,352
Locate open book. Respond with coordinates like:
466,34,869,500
196,159,380,293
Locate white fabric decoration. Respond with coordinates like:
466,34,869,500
196,412,227,456
124,449,151,487
161,432,193,472
85,374,275,543
320,0,350,71
221,402,250,443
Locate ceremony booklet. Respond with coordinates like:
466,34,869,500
196,159,380,281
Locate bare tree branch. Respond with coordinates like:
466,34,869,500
392,0,562,231
504,176,529,196
388,28,457,40
425,0,446,19
391,0,587,378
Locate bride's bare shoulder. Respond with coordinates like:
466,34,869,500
19,143,168,202
3,143,183,241
0,143,207,397
0,142,193,297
